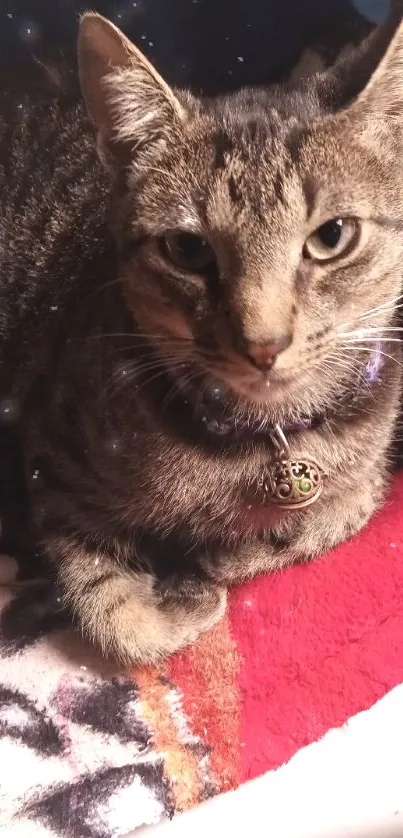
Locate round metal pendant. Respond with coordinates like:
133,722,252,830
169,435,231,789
264,457,323,510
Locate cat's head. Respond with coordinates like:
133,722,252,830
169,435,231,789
78,12,403,423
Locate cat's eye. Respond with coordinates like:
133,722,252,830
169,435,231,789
303,218,359,262
161,232,216,273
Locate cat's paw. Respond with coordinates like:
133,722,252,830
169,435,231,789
79,572,227,665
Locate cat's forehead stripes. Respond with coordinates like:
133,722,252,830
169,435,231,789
212,116,278,170
202,116,310,238
283,123,310,166
301,174,318,219
208,113,310,218
212,130,234,170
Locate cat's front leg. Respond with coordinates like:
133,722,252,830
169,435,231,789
45,535,227,664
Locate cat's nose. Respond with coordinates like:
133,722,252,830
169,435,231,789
246,334,292,372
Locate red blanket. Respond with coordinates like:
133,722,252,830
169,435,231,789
168,471,403,798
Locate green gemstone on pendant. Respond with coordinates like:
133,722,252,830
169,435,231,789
298,479,312,493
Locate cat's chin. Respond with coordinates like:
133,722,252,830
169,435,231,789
163,355,324,433
235,376,291,402
199,371,311,430
221,371,298,410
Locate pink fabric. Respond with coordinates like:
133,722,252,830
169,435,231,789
229,474,403,781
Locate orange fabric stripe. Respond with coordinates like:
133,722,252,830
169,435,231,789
168,614,242,793
132,667,202,811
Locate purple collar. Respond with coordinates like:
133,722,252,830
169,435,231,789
283,342,384,435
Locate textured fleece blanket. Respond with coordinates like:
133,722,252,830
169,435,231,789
1,472,403,837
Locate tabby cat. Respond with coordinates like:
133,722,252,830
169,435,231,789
0,10,403,664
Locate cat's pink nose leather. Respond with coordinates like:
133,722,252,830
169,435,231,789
247,334,292,371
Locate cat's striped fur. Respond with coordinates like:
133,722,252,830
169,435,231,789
0,10,403,662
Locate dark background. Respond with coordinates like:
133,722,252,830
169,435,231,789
0,0,391,95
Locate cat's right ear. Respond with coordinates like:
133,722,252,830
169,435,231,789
340,13,403,124
78,13,186,170
316,6,403,119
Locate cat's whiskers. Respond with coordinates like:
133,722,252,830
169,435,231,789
357,294,403,320
338,295,403,332
119,361,190,407
316,361,350,389
325,354,364,378
319,355,367,391
105,340,191,364
83,332,192,349
340,344,403,371
338,319,403,346
82,277,125,305
158,359,202,414
339,326,402,338
106,355,176,397
343,337,402,343
327,347,363,368
160,366,208,416
95,333,194,378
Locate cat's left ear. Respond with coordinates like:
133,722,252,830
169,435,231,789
78,13,186,169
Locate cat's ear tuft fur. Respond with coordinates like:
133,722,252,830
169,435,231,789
78,13,185,168
315,7,403,118
351,17,403,120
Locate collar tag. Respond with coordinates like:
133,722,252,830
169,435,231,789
263,425,324,510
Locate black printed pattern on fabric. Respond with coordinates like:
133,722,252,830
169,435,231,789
0,685,64,755
24,763,173,838
60,679,150,746
0,552,173,836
